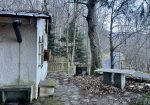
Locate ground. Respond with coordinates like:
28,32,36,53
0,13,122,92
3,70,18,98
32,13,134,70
32,72,150,105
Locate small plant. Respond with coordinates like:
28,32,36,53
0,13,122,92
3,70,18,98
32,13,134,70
138,93,150,105
47,79,56,88
32,96,64,105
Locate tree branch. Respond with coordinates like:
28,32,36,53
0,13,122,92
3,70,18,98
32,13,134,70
28,0,34,10
144,0,149,5
112,24,132,29
67,1,87,6
83,15,87,19
113,0,128,19
113,29,142,50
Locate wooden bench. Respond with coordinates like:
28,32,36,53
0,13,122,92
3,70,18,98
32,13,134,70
95,69,135,89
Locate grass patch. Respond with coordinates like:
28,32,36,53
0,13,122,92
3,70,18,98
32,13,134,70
47,79,56,88
32,96,64,105
137,93,150,105
142,93,150,100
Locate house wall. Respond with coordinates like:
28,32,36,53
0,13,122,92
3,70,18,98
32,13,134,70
35,19,48,97
0,17,49,99
0,18,37,98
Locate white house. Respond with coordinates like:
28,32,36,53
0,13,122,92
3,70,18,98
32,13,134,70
0,11,51,103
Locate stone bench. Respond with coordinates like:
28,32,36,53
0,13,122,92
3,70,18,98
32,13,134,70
95,69,135,89
0,85,33,104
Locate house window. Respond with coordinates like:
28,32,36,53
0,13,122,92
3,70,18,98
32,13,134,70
38,36,44,68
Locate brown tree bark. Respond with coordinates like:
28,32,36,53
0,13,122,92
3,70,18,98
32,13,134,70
86,0,102,74
109,7,115,69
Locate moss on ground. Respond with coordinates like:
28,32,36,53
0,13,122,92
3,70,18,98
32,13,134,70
47,79,56,88
31,96,64,105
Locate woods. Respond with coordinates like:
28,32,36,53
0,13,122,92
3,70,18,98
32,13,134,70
0,1,150,105
0,0,149,73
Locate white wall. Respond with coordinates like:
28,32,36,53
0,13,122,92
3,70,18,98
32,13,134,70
0,22,37,86
0,18,48,99
35,19,48,98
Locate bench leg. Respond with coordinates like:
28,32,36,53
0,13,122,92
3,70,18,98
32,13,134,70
114,73,125,89
0,91,6,104
0,91,2,104
103,72,113,85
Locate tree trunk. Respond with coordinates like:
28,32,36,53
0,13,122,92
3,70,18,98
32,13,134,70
87,0,102,74
110,36,114,69
71,27,76,65
66,7,70,74
109,8,115,69
71,1,78,66
66,23,69,74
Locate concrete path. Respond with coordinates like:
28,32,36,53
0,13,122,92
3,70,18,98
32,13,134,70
132,71,150,80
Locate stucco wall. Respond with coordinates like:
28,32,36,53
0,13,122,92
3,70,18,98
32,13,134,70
0,20,37,97
35,19,48,97
0,18,48,99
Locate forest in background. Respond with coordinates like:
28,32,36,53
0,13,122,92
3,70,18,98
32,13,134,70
0,0,149,73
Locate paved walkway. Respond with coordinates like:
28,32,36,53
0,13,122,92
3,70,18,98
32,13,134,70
132,71,150,80
46,72,141,105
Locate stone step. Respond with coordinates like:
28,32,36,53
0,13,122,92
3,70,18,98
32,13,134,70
38,79,56,97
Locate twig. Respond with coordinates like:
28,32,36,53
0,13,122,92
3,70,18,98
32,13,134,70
67,1,87,6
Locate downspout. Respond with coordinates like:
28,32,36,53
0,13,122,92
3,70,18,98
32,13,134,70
12,20,22,43
12,20,22,85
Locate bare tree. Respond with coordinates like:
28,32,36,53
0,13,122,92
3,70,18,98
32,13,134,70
69,0,102,73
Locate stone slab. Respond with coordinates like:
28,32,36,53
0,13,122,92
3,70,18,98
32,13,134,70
95,69,135,75
0,85,33,91
39,80,56,88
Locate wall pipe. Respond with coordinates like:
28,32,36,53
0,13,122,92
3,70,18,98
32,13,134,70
12,20,22,43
